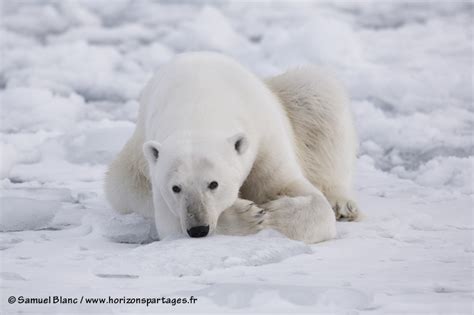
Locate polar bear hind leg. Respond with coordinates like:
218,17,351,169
266,66,360,221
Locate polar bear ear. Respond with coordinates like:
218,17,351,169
228,133,248,155
143,140,161,164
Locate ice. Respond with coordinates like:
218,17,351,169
0,197,59,232
0,187,74,202
393,156,473,194
0,272,26,281
50,24,154,45
186,6,250,53
0,87,83,133
261,14,363,69
98,212,156,244
64,120,135,164
0,142,18,179
0,1,472,314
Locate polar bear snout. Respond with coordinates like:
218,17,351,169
187,225,210,238
184,201,214,237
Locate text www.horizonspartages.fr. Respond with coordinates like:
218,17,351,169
8,295,198,307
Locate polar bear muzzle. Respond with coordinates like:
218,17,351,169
185,198,212,237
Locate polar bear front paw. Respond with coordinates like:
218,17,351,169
261,196,297,223
217,199,267,236
261,196,312,240
260,195,337,243
333,200,359,221
235,201,267,227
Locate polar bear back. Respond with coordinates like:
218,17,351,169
138,52,292,148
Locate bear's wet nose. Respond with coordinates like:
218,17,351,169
187,225,209,238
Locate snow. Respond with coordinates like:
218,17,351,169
0,198,58,232
0,1,472,314
95,231,312,278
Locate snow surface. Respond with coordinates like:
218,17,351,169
1,1,472,314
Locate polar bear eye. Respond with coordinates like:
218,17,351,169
208,181,219,190
172,185,181,193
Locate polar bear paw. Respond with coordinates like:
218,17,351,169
235,201,267,227
261,196,299,223
261,196,304,239
333,200,359,221
217,199,267,236
261,195,337,243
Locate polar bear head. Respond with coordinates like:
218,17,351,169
143,132,249,238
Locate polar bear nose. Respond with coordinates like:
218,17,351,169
187,225,209,238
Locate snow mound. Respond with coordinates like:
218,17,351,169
99,213,156,244
393,156,473,194
0,197,59,232
96,232,311,277
164,6,250,53
0,87,83,133
64,120,135,164
262,15,362,68
0,143,18,179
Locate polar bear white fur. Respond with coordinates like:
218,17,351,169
105,52,358,243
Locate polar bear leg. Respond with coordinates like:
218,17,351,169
105,133,155,218
261,178,337,244
152,193,182,240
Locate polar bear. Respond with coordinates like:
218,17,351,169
105,52,358,244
